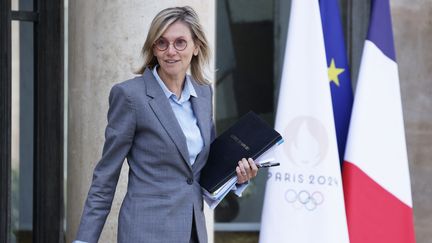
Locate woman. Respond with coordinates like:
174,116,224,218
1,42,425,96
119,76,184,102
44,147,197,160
75,6,258,243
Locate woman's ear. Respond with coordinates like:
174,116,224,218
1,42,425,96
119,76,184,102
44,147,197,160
193,46,199,56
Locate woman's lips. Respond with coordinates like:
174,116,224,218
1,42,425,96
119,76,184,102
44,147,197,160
165,60,179,64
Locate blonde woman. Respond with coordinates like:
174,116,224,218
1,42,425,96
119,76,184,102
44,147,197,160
75,6,257,243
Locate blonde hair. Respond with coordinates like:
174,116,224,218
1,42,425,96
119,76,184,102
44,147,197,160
136,6,211,85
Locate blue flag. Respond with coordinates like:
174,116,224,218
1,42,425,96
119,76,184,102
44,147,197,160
319,0,353,165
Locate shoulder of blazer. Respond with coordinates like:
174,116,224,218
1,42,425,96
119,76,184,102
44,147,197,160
189,76,212,98
115,75,146,91
111,75,147,103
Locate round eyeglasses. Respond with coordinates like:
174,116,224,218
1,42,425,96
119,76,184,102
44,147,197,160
154,38,188,51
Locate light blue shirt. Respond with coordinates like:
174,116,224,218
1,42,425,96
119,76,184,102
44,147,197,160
152,66,204,165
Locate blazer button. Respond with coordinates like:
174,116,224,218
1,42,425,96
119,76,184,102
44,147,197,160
186,178,193,185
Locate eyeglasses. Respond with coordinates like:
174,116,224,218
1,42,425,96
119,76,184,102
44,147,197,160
154,38,188,51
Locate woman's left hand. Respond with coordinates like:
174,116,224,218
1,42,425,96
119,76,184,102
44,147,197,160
236,158,259,184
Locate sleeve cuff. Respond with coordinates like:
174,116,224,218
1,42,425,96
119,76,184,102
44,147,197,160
232,181,249,197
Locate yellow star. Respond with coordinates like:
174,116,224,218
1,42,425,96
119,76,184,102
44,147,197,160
328,58,345,86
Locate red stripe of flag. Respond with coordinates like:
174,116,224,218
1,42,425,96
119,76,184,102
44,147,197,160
343,161,416,243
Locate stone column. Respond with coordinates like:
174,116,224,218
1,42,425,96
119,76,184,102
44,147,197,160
66,1,215,242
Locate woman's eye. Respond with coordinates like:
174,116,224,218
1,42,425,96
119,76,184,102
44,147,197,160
156,39,168,49
175,39,187,49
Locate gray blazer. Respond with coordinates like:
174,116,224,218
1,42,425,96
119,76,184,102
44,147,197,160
76,68,214,243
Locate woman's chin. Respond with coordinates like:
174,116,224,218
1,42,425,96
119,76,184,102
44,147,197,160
160,66,186,78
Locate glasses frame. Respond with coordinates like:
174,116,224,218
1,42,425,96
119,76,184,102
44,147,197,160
154,37,188,51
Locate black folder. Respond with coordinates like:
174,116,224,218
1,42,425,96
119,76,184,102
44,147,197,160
200,111,282,193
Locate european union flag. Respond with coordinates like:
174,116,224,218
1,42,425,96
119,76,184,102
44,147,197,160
320,0,353,166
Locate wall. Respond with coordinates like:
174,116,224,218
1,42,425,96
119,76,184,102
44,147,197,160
392,1,432,242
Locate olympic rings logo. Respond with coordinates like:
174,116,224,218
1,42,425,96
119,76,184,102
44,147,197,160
284,189,324,211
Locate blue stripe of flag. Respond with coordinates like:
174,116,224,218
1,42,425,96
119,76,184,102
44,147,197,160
367,0,396,61
319,0,353,166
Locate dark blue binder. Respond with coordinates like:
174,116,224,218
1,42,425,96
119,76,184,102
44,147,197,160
200,111,282,193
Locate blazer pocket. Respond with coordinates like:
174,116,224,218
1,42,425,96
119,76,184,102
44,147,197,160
131,192,170,200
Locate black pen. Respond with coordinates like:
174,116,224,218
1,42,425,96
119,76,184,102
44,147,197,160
257,162,280,168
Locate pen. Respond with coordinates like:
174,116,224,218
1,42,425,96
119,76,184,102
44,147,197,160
257,162,280,168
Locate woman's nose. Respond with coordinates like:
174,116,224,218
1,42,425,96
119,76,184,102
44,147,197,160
166,44,177,55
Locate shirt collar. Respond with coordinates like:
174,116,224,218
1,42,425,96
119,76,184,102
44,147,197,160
152,66,197,102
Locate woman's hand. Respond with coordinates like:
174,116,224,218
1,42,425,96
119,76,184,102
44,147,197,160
236,158,259,184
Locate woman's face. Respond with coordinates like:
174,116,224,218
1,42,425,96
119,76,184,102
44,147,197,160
153,21,199,80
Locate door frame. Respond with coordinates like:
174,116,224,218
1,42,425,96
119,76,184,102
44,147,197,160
0,0,64,242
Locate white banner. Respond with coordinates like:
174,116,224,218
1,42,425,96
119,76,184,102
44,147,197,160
259,0,349,242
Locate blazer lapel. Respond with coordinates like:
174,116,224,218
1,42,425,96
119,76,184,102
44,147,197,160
190,82,211,148
190,80,212,171
143,69,191,168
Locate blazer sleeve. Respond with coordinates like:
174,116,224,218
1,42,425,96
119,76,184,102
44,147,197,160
76,84,136,243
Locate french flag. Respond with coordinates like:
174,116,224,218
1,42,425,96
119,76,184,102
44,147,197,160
342,0,416,242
